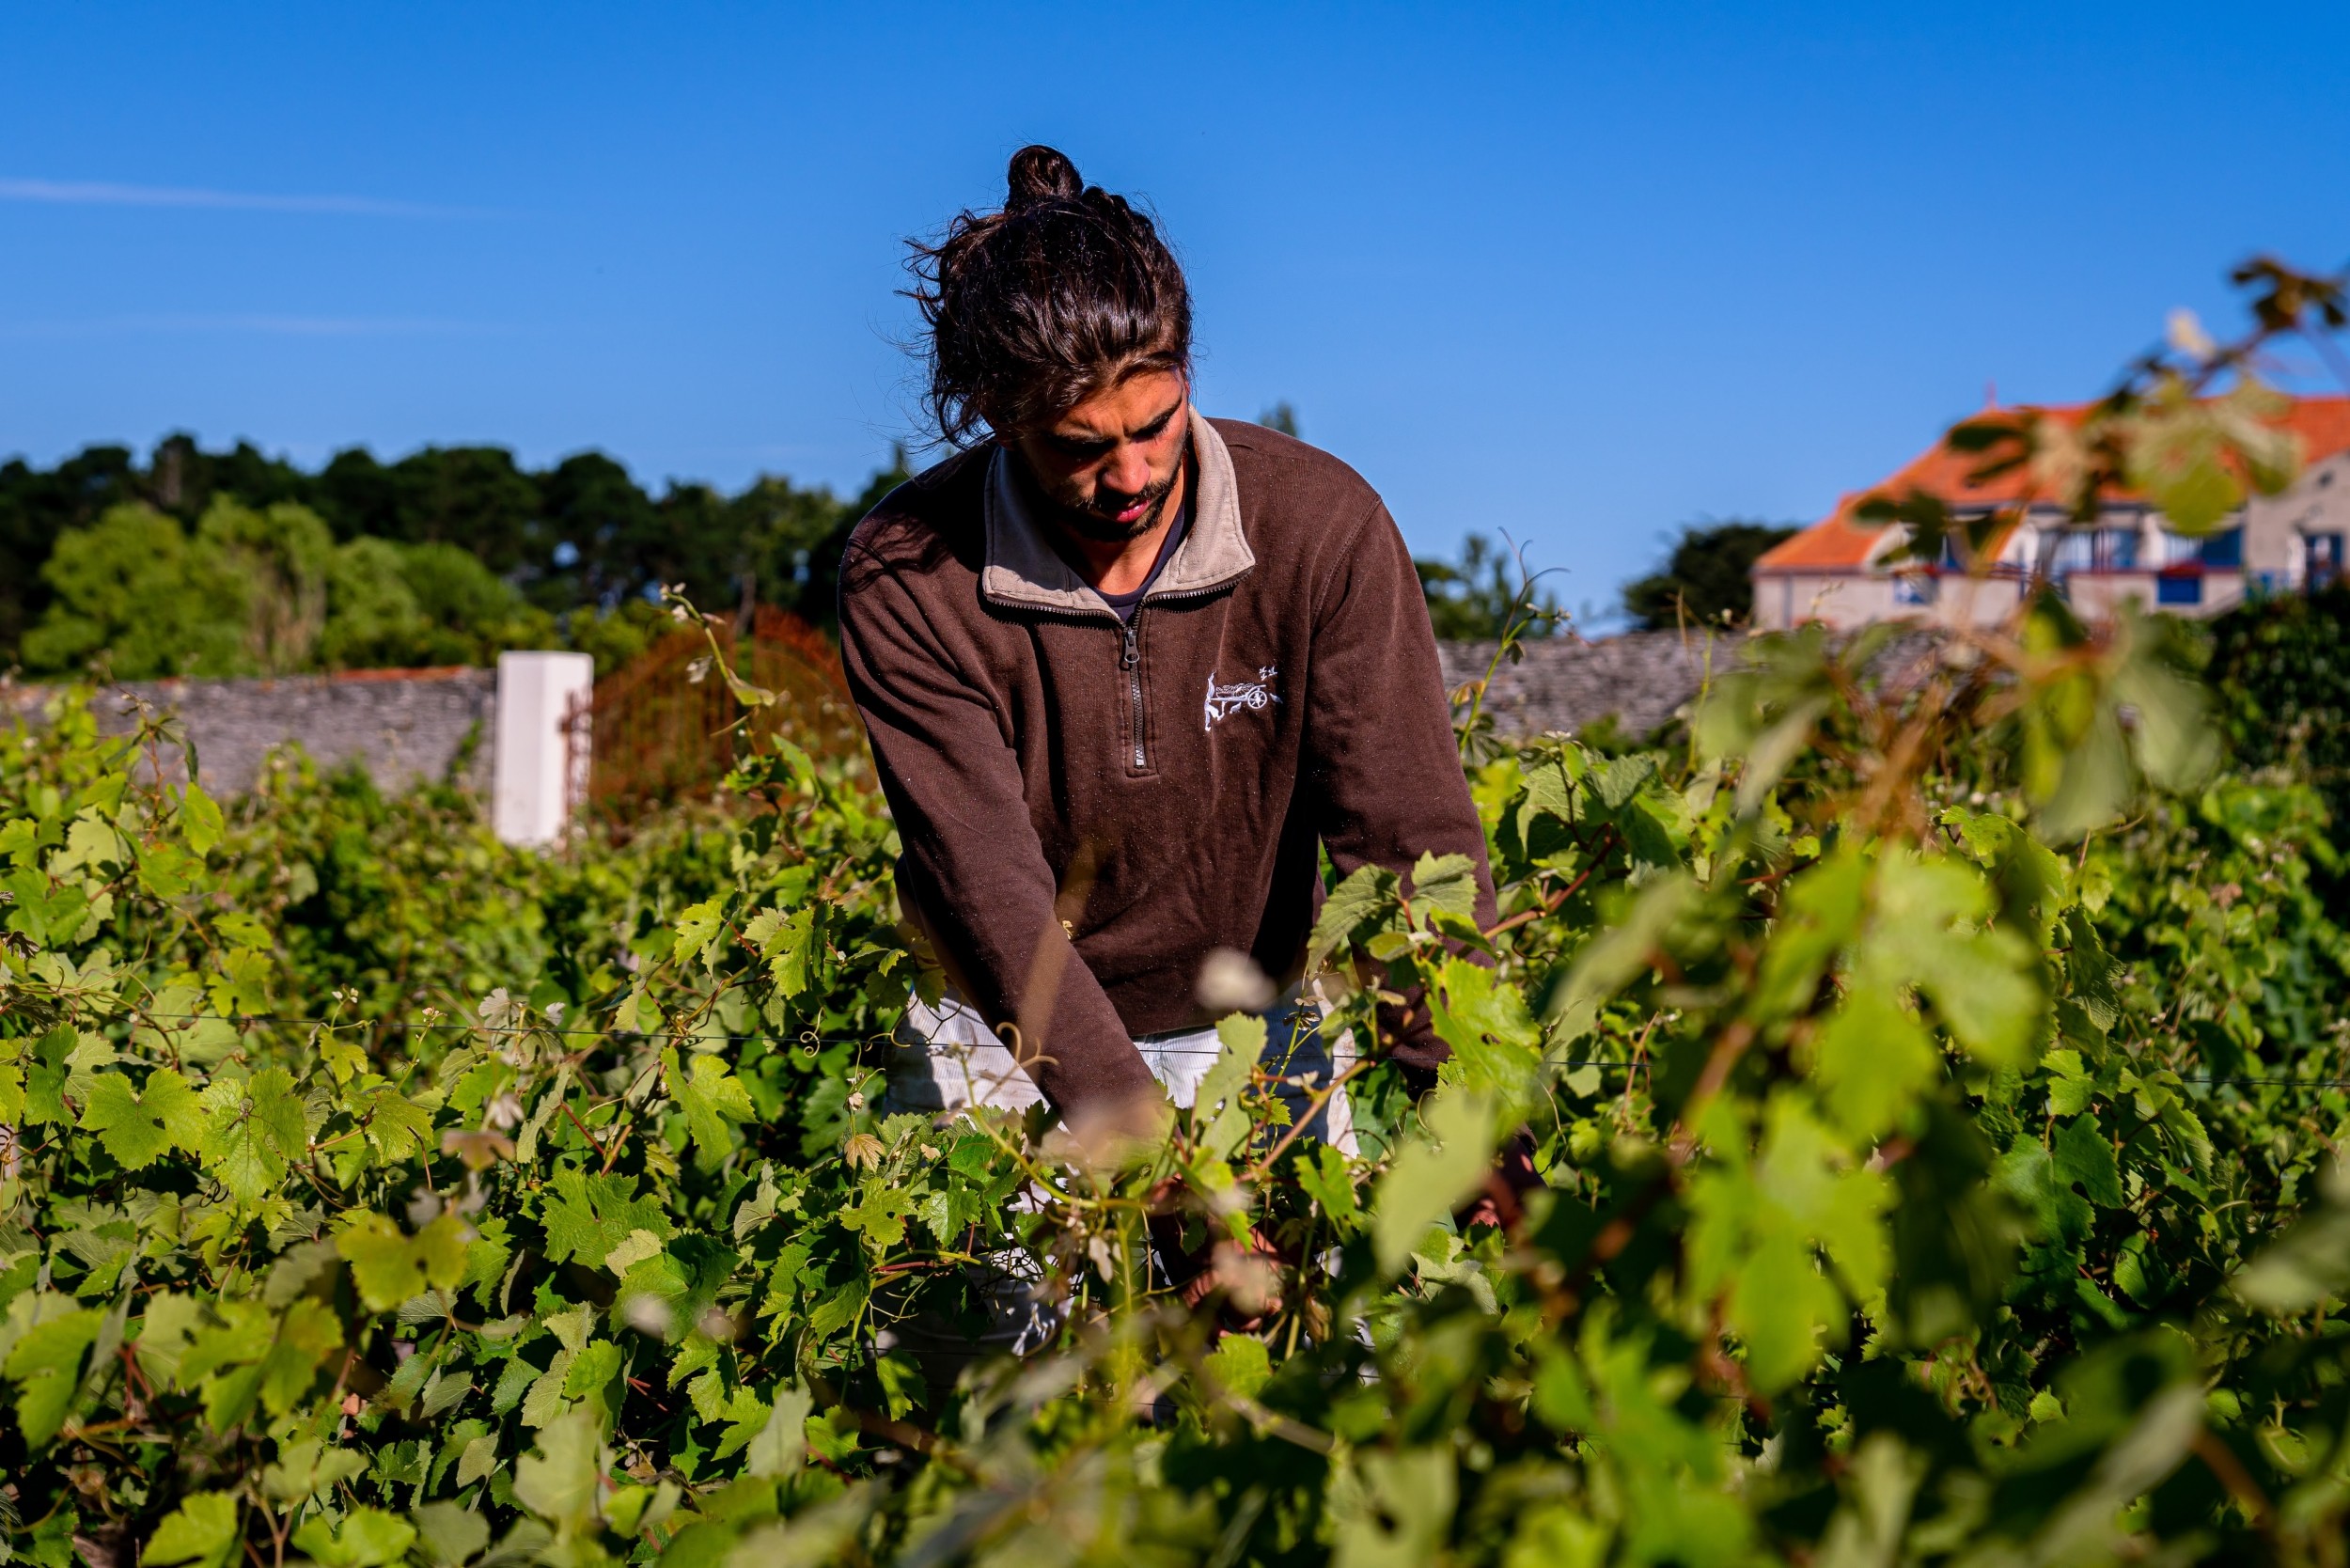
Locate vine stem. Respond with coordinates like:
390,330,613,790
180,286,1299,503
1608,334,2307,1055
2193,1430,2277,1544
1484,825,1619,938
1245,1056,1373,1182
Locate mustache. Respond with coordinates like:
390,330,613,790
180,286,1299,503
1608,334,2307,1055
1059,474,1176,541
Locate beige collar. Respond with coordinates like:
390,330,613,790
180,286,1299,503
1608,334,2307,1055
980,408,1254,616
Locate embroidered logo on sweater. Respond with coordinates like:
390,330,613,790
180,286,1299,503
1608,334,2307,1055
1204,667,1280,729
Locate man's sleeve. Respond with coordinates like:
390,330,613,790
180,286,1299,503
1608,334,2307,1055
837,549,1161,1117
1300,502,1500,1076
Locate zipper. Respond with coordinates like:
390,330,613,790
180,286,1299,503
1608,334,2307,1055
993,579,1240,776
1120,613,1146,770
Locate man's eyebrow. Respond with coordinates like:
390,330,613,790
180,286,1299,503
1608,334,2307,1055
1047,398,1183,447
1131,401,1182,438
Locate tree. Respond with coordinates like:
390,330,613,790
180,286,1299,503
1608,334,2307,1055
2207,581,2350,885
1416,532,1564,640
21,504,252,678
196,496,336,674
0,432,916,668
321,539,555,670
789,448,914,632
1622,519,1798,629
0,444,141,661
531,451,661,611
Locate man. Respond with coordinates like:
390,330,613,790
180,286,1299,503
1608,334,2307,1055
838,145,1496,1159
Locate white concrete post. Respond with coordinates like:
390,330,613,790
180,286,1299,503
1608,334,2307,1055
493,651,594,846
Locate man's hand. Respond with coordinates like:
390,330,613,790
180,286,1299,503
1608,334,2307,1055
1177,1231,1285,1325
1456,1132,1543,1234
1147,1183,1285,1327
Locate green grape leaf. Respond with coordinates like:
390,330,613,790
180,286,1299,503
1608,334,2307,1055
746,905,819,997
205,947,274,1020
261,1436,369,1505
1371,1090,1496,1277
1429,956,1542,1102
23,1026,77,1126
1191,1012,1264,1165
2060,908,2123,1033
199,1068,308,1204
540,1170,671,1269
1812,986,1938,1141
336,1213,474,1312
145,1492,241,1568
1297,1143,1360,1233
258,1299,344,1416
838,1184,916,1249
1865,854,2044,1069
745,1386,813,1479
290,1506,416,1568
411,1500,491,1568
4,1301,105,1449
1307,863,1402,975
81,1067,206,1169
354,1080,437,1163
178,782,225,857
673,898,728,970
563,1340,623,1401
2053,1116,2125,1209
514,1410,607,1529
1204,1333,1271,1401
1407,851,1481,923
664,1049,755,1168
1729,1232,1842,1393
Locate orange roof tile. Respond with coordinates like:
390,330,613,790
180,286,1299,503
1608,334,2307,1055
1753,394,2350,574
1752,509,1888,571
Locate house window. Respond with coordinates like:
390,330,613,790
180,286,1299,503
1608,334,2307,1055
2156,573,2203,606
2051,531,2095,575
2309,533,2344,588
2154,529,2205,568
2097,527,2138,570
2199,527,2245,568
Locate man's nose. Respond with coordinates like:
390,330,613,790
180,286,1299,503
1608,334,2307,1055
1102,442,1152,497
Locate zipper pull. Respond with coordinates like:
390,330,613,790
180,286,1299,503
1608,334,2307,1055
1120,619,1139,668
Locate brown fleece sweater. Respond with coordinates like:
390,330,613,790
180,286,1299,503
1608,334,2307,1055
838,412,1496,1115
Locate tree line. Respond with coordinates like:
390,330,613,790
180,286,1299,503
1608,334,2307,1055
0,434,910,681
0,430,1795,682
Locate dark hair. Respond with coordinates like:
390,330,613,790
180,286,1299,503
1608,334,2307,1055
907,146,1192,447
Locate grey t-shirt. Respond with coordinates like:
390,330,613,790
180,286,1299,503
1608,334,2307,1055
1098,501,1192,623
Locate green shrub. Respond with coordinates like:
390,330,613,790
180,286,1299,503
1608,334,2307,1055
2209,582,2350,853
19,504,256,679
6,584,2350,1564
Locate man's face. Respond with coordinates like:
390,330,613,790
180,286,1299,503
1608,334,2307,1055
1002,369,1190,544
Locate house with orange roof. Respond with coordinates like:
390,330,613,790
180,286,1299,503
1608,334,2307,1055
1750,395,2350,631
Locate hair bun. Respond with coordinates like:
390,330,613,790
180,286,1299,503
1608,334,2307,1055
1005,145,1083,211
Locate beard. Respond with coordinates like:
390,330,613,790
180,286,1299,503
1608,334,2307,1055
1035,429,1191,544
1055,478,1174,542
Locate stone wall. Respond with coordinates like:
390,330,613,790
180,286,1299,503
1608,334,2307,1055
0,630,1729,802
1437,630,1739,741
1,667,495,796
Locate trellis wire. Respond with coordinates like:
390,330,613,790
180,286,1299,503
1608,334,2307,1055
89,1011,2350,1090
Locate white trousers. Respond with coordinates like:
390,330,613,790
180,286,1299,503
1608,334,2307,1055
885,986,1358,1155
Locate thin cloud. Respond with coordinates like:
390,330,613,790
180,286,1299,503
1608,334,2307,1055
0,177,484,219
0,314,504,338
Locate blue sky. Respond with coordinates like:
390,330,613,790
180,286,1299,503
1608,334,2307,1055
5,2,2347,624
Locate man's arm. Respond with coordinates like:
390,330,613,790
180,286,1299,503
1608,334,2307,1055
1300,501,1500,1077
838,547,1161,1119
